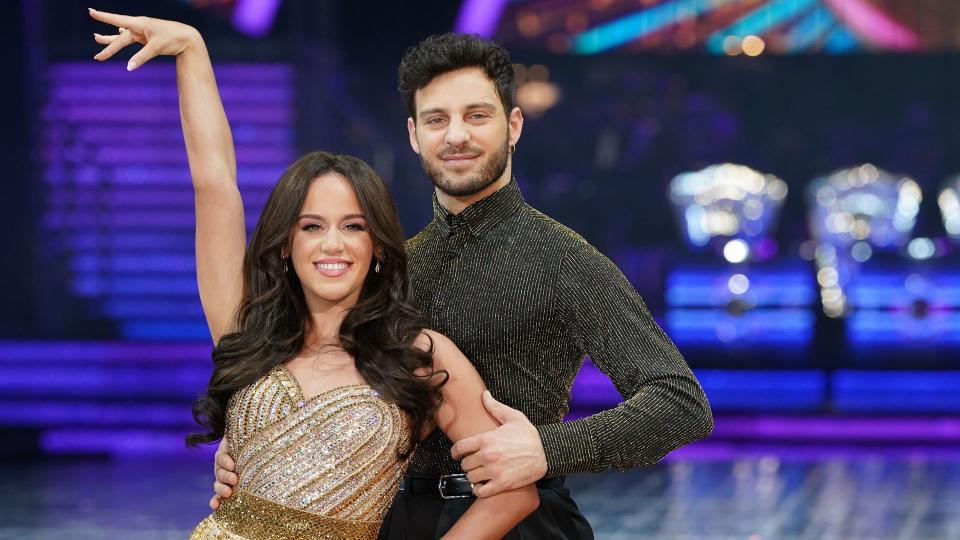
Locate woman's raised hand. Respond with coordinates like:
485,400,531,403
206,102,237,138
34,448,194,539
89,8,202,71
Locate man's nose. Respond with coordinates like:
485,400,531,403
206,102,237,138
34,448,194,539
444,118,470,147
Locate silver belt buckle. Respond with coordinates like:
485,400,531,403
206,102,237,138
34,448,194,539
438,473,473,499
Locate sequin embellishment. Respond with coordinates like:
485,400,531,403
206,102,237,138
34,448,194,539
190,365,410,539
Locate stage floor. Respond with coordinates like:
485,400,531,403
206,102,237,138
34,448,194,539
2,452,959,539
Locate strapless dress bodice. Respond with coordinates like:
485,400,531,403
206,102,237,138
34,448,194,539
190,365,410,540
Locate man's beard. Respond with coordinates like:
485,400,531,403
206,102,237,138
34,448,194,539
420,136,510,198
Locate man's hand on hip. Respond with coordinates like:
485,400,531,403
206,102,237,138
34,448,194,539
450,390,548,498
210,439,238,510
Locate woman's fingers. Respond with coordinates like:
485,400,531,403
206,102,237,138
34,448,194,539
88,8,140,31
93,33,119,45
127,43,159,71
93,31,134,62
90,9,198,69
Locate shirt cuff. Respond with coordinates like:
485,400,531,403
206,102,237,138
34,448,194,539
536,419,598,477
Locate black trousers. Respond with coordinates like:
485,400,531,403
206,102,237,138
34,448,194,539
377,477,594,539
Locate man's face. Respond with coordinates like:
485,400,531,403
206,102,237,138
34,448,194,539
407,67,522,198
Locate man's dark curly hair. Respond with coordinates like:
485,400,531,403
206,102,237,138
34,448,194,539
398,33,514,122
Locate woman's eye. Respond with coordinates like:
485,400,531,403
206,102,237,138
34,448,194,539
302,223,322,231
344,223,366,231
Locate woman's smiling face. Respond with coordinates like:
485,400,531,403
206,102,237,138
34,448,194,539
288,172,376,310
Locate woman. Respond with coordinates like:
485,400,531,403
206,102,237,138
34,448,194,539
89,8,538,539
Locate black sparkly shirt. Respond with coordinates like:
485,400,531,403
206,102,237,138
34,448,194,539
405,179,713,477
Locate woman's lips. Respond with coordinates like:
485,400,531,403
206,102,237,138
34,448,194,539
313,260,351,277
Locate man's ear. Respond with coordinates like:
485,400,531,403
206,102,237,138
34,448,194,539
507,106,524,147
407,117,421,155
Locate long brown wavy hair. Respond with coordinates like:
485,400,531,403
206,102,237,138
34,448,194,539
186,151,445,454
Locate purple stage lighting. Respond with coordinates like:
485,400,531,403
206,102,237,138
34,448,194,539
232,0,282,38
42,62,294,340
455,0,508,37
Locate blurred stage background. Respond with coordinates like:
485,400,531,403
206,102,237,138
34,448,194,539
4,0,960,538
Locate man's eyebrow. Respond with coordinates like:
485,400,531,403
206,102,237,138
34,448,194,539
465,102,497,111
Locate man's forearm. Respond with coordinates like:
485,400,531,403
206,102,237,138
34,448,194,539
536,374,713,477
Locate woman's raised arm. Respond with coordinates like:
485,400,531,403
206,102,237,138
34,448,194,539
90,9,245,343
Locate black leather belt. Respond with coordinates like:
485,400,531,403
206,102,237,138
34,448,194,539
399,474,566,499
399,474,475,499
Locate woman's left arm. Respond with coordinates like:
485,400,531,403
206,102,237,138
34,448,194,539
419,330,539,540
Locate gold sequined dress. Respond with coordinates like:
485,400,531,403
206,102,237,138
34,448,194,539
191,365,410,540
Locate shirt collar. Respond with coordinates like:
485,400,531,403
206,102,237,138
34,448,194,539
432,178,525,238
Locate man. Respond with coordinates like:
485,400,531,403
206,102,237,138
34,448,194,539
213,33,713,538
